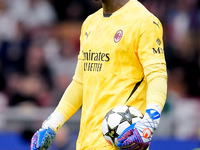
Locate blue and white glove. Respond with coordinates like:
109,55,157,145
31,127,56,150
30,111,66,150
117,104,162,150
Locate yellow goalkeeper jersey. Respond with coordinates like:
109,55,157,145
75,0,166,149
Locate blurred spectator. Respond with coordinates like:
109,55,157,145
4,71,22,104
51,0,101,21
22,43,53,88
44,37,78,105
166,0,199,45
0,0,18,41
1,42,53,107
0,22,30,77
8,74,51,107
19,43,53,106
7,0,57,30
3,71,37,107
50,38,78,79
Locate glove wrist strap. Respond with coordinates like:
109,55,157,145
146,104,162,114
42,110,66,132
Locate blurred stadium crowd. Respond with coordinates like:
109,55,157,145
0,0,200,148
0,0,101,108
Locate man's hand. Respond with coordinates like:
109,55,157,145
30,127,56,150
117,107,161,150
30,111,67,150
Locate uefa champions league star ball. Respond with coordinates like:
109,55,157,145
102,105,143,147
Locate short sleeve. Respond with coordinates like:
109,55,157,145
138,16,166,68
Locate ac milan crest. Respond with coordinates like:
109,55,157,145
114,30,123,43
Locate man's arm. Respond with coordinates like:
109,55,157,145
145,63,167,108
30,59,83,150
117,63,167,150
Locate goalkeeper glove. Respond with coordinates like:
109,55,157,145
30,111,66,150
117,104,162,150
31,127,56,150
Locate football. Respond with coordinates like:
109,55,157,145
101,105,143,147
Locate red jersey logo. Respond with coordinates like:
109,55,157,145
114,30,123,43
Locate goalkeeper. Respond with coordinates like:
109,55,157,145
31,0,167,150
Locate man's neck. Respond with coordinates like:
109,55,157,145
102,0,129,15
